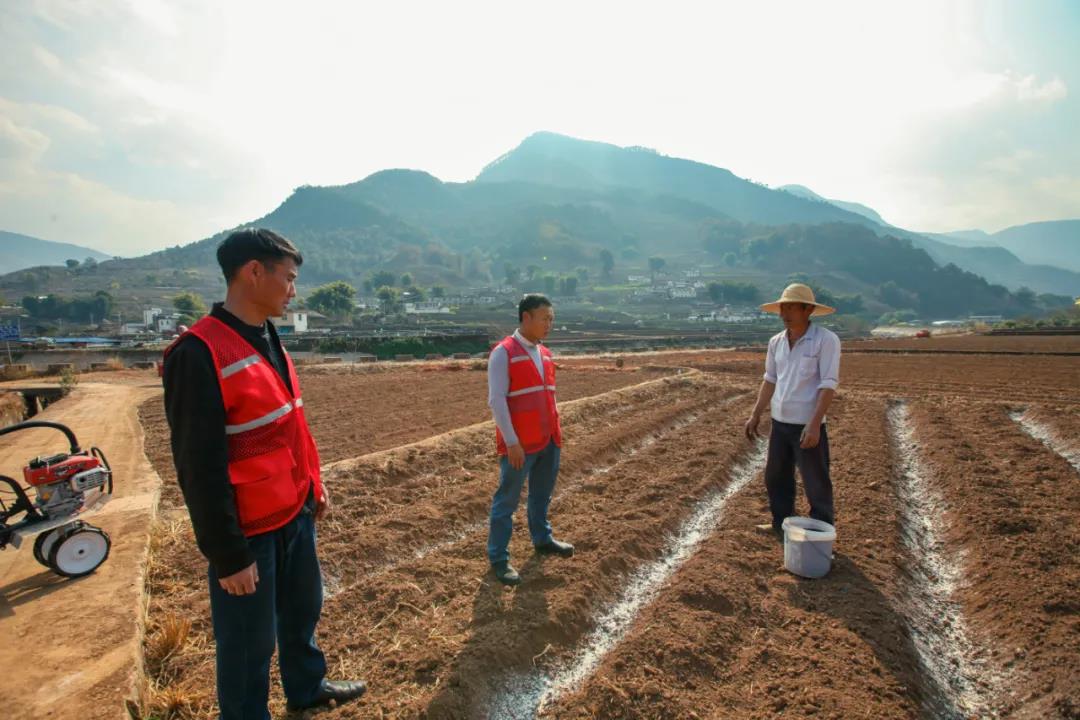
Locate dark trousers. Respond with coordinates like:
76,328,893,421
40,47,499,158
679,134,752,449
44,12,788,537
208,505,327,720
764,420,834,529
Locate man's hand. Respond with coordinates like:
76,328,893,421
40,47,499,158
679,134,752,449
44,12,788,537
315,485,330,521
800,423,821,449
219,562,259,596
744,412,761,442
507,443,526,470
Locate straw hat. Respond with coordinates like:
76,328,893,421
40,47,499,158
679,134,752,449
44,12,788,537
760,283,836,316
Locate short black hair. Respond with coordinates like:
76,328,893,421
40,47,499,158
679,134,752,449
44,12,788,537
216,228,303,283
518,293,552,321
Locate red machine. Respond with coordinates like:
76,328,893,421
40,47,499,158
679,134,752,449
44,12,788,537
0,421,113,578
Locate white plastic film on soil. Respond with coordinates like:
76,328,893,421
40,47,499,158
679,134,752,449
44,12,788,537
1009,408,1080,475
487,439,768,718
887,401,999,719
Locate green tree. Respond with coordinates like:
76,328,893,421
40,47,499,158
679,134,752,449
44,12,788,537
399,272,414,288
701,219,743,255
504,263,521,286
370,270,397,288
599,249,614,279
877,281,918,309
65,259,79,269
307,281,357,317
648,256,666,283
707,281,759,304
723,252,738,267
83,257,98,269
172,292,207,317
877,310,919,325
1015,287,1036,309
376,285,400,311
430,285,446,298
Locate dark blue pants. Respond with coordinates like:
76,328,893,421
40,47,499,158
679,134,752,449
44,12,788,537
764,420,834,530
207,505,327,720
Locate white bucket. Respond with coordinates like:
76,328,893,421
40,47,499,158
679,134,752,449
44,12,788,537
782,516,836,578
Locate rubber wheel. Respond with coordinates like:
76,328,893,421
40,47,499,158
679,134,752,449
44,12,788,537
48,522,111,578
32,528,62,568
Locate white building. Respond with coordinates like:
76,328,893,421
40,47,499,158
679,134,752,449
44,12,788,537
405,301,452,315
143,308,163,327
277,310,326,334
156,314,181,333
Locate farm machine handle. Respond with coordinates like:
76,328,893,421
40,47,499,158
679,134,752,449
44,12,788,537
0,420,82,454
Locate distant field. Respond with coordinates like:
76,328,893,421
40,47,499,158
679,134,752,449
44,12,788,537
851,332,1080,354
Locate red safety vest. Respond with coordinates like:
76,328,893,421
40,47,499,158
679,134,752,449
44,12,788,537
494,334,562,456
164,316,323,537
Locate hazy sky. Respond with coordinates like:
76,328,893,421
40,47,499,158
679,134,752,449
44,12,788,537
1,0,1077,255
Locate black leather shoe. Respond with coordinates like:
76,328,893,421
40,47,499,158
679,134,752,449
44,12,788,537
534,539,575,558
286,679,367,711
492,561,521,586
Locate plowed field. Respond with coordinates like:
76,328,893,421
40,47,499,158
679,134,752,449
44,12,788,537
136,346,1079,719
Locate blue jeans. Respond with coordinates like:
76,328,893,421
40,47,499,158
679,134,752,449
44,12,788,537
207,503,327,720
487,440,561,564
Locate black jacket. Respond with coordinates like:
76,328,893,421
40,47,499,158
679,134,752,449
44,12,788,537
162,303,297,576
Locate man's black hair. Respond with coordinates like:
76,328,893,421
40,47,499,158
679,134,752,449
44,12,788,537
216,228,303,283
518,293,552,321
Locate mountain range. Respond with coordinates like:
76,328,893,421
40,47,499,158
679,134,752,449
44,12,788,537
1,132,1076,319
0,231,112,274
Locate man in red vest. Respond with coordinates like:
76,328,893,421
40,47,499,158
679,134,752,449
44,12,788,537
486,293,574,585
162,228,366,719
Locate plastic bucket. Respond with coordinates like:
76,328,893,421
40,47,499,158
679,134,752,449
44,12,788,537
782,517,836,578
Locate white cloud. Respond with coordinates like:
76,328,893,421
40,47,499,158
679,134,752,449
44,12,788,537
1012,74,1068,103
1,0,1077,252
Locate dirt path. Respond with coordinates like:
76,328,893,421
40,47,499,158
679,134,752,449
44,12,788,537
0,379,162,720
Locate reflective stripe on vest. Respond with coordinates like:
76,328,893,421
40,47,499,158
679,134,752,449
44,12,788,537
167,315,322,537
506,384,556,398
221,353,261,378
226,399,294,434
494,334,562,455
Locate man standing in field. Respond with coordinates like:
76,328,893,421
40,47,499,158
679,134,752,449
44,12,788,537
486,293,574,586
744,283,841,539
162,228,366,719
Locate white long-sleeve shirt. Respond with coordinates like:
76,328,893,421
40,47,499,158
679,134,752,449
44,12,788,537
764,322,841,425
487,330,546,447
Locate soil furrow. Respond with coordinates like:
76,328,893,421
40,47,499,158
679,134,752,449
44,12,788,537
546,395,928,720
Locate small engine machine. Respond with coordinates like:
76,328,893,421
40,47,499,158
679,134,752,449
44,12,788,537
0,421,113,578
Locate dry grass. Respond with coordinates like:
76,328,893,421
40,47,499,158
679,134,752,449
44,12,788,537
145,614,192,677
141,683,204,720
0,391,25,426
0,365,32,381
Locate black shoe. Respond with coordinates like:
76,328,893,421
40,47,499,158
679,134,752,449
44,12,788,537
534,539,575,558
286,679,367,711
492,561,521,586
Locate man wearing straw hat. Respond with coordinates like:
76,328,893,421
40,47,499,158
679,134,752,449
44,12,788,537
745,283,840,540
